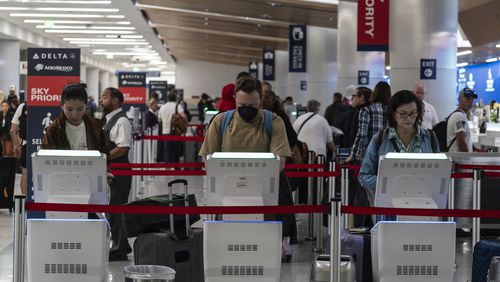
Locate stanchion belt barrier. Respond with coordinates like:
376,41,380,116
24,202,500,219
110,163,325,170
141,135,205,142
110,169,341,178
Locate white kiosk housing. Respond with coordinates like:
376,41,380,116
371,221,456,282
375,153,452,221
29,150,109,282
205,152,280,220
32,149,108,219
204,221,282,282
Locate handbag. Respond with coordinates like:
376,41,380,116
170,103,188,136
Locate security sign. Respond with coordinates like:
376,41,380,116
262,49,275,81
118,72,147,105
420,59,437,80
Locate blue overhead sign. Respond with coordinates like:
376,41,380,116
457,61,500,103
289,25,307,73
262,49,275,81
358,70,370,85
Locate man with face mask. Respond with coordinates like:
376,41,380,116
199,76,291,168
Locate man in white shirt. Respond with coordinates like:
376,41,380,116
293,99,335,158
100,87,133,261
447,87,477,153
158,90,186,163
414,83,439,130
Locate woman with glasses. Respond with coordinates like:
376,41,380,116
358,90,439,195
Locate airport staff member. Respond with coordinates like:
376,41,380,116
99,87,133,261
199,76,296,261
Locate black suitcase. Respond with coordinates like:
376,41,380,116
472,240,500,282
0,158,16,212
133,179,204,282
341,230,372,282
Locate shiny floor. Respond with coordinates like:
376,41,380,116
0,174,474,281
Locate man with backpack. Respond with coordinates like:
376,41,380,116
445,87,477,152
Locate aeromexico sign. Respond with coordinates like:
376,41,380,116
357,0,390,52
27,48,81,203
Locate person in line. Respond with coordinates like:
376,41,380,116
158,91,186,163
446,87,477,153
0,101,13,156
414,83,439,130
218,83,236,112
99,87,133,261
145,97,159,130
358,90,439,220
324,92,347,127
10,102,27,195
347,87,372,147
347,81,391,163
42,83,107,153
262,81,272,94
6,85,17,106
197,93,215,123
86,96,98,118
199,76,295,261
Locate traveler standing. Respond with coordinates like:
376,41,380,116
158,91,186,163
446,87,477,153
414,84,438,130
324,92,347,127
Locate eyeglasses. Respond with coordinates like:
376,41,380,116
396,111,417,119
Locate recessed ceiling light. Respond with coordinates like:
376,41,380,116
34,7,119,12
385,66,391,70
106,15,125,19
485,57,498,63
69,41,149,45
0,7,29,11
63,37,145,42
24,20,131,25
45,29,135,34
10,13,106,18
16,0,111,3
456,62,469,67
457,50,472,56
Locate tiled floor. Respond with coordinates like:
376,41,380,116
0,174,474,281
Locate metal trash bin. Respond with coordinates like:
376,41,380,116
124,265,176,282
489,256,500,282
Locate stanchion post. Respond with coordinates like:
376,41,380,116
307,151,316,241
13,195,26,282
314,155,325,253
341,167,349,229
448,165,455,222
472,169,482,246
330,197,341,282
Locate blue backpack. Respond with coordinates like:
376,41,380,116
219,109,273,139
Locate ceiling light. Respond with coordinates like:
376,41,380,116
45,29,135,34
105,35,143,39
0,7,29,10
63,37,145,42
385,66,391,70
486,58,498,63
93,51,159,56
24,20,130,25
107,15,125,18
69,41,149,45
33,7,119,12
456,62,469,67
11,0,111,3
37,25,135,30
457,50,472,56
10,13,106,18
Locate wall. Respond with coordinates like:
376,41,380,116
175,59,247,99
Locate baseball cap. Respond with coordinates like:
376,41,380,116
9,84,15,91
459,87,477,99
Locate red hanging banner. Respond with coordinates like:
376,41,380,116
357,0,390,52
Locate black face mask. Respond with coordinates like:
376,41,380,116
237,106,259,123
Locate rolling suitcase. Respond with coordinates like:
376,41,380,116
0,158,16,212
341,230,372,282
473,240,500,282
310,255,356,282
489,256,500,282
133,179,204,282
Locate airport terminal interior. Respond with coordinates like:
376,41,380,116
0,0,500,281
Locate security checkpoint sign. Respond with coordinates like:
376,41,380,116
263,49,275,81
358,70,370,85
149,80,168,101
118,72,147,106
357,0,390,52
289,25,307,72
420,59,437,80
27,48,81,204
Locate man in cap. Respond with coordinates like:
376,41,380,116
6,85,17,105
446,87,477,152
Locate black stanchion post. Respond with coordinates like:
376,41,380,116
472,169,482,246
314,155,326,253
13,195,26,282
341,167,349,229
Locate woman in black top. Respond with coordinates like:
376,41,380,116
0,101,13,156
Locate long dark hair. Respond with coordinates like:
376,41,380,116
370,81,391,104
388,90,423,128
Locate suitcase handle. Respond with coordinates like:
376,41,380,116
168,179,188,187
167,179,190,239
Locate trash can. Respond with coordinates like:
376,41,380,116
124,265,176,282
489,256,500,282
